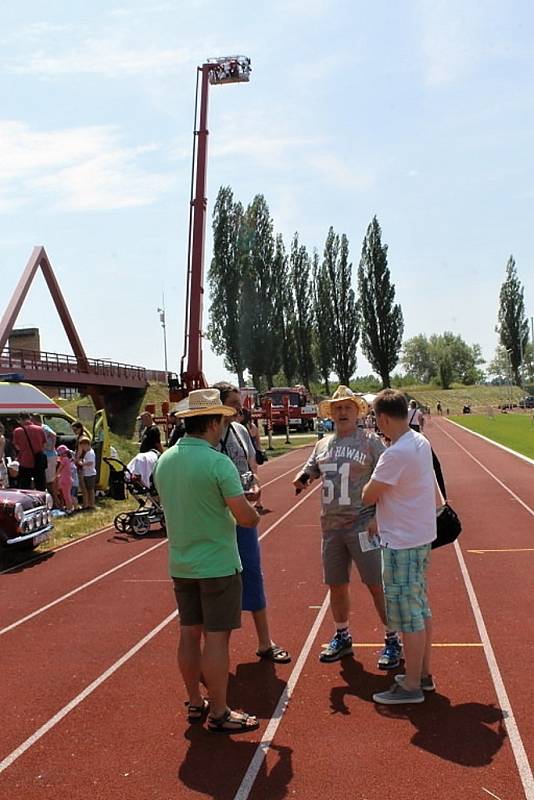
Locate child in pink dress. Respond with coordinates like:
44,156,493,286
56,445,74,512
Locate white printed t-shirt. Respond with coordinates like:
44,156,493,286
81,449,97,478
304,429,385,533
371,429,436,549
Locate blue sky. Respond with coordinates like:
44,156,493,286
1,0,533,384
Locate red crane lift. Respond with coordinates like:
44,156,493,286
170,55,251,402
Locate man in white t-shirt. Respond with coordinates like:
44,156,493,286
127,449,159,489
362,389,440,705
407,400,424,432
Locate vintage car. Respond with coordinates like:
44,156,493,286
0,487,53,549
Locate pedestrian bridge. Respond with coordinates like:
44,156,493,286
0,347,164,390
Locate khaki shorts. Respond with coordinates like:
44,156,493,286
172,573,242,632
322,528,382,586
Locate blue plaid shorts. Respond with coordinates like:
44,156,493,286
382,544,432,633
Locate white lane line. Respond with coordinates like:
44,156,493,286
261,461,306,490
233,592,330,800
482,789,503,800
0,610,178,775
439,425,534,518
444,418,534,466
258,484,321,543
0,540,166,637
455,541,534,799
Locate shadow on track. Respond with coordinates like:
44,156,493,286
330,657,506,767
376,696,507,767
106,527,167,545
178,661,291,798
0,548,55,574
179,726,292,800
227,660,288,719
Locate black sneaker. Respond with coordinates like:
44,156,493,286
377,635,402,670
319,633,353,663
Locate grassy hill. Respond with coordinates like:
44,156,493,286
407,384,525,415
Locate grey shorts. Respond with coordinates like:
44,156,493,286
84,475,96,491
172,573,242,632
322,528,381,586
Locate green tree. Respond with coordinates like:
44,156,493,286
207,186,245,385
239,195,279,389
429,332,485,387
323,227,359,385
290,233,315,388
358,216,404,387
402,332,484,387
497,255,529,385
312,250,334,394
272,234,298,385
401,334,435,382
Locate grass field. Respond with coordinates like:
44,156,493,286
450,413,534,459
410,385,524,416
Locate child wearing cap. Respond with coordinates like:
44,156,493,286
56,445,74,513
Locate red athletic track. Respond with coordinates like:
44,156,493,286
1,425,533,800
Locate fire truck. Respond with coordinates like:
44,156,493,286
260,386,317,433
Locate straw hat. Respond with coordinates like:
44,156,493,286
174,388,237,418
318,385,368,419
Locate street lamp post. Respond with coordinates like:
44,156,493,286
505,348,513,408
158,299,168,376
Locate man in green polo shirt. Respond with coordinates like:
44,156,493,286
153,388,260,734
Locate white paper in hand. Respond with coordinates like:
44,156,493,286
359,530,381,552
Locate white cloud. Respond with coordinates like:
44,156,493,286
306,153,373,191
0,121,172,212
5,38,195,78
416,0,487,86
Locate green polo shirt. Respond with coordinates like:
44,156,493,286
153,435,244,579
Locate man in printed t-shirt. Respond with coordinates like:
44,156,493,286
293,385,402,668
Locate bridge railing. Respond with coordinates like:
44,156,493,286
1,347,148,381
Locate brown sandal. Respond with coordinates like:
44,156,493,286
207,709,259,734
185,698,209,722
256,644,291,664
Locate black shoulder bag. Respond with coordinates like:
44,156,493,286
432,503,462,549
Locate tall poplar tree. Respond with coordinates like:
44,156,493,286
272,234,298,385
322,227,359,385
207,186,245,385
290,233,315,388
239,194,279,389
358,216,404,388
312,250,334,394
497,255,529,385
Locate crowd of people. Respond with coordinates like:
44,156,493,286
148,382,444,732
1,383,443,728
0,413,97,513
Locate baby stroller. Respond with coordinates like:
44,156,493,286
104,456,166,536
